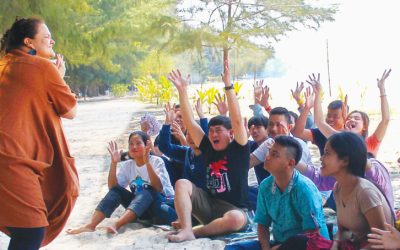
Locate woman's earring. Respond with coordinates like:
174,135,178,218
28,49,36,55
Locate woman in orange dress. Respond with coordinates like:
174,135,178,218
0,17,78,249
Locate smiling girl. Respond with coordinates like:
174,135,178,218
320,132,392,249
66,131,175,235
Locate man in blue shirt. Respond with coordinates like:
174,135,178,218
254,135,329,249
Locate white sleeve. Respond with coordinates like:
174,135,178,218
299,140,313,165
116,161,130,188
151,156,175,197
252,139,270,162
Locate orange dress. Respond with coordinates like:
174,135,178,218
0,49,79,246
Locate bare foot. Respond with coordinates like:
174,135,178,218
171,220,181,230
105,224,119,234
66,225,95,235
167,229,195,242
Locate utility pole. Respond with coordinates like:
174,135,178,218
326,39,332,97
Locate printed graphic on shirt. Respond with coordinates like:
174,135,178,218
129,176,151,195
207,157,231,194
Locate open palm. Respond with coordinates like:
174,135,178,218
107,141,122,164
168,69,190,92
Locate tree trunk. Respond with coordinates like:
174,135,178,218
84,85,88,101
253,64,257,85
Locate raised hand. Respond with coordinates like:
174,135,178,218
107,141,122,164
164,102,175,125
221,60,230,86
258,85,270,108
167,69,190,92
143,140,152,164
213,93,228,116
55,53,66,78
253,80,264,103
377,69,391,91
195,98,205,119
304,86,315,110
306,73,322,94
171,121,186,143
291,81,305,104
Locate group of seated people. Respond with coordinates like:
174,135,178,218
67,62,398,249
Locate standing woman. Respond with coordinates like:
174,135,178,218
0,17,78,249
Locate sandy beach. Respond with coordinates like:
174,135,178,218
1,94,399,250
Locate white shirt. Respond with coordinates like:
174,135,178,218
116,155,174,197
252,134,313,166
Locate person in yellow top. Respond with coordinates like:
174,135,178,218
0,17,78,249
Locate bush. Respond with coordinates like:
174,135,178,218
133,76,176,105
111,83,130,97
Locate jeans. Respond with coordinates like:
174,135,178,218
96,185,177,224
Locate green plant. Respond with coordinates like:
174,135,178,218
337,84,346,101
158,76,176,105
133,76,175,105
233,81,243,98
196,88,207,103
111,83,130,97
205,87,220,113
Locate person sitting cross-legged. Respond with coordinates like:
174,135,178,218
166,59,251,242
66,131,175,235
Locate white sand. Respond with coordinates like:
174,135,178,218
1,94,399,249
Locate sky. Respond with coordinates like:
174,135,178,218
264,0,400,112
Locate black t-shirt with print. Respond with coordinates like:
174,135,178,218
311,128,327,156
199,136,250,209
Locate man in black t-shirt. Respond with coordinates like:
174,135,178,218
166,60,250,242
292,99,346,155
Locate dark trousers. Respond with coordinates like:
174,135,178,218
6,227,45,250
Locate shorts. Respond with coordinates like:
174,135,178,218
190,183,249,230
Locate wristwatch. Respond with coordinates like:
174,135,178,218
224,85,234,91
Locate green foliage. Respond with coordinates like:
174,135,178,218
337,84,346,101
233,81,243,97
133,76,175,105
168,1,337,63
136,50,174,78
196,86,221,113
111,83,130,97
205,87,219,107
196,88,208,102
158,76,176,104
0,1,337,100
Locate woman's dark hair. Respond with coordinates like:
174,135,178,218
128,131,150,145
0,17,43,55
327,131,367,177
347,110,370,138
